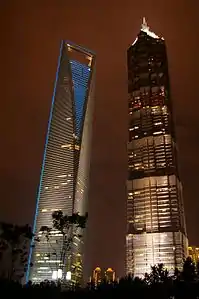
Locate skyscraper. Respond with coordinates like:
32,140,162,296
27,41,96,282
126,19,188,277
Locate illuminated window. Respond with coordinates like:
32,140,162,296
61,144,73,149
57,174,67,178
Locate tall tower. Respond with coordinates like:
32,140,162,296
126,19,188,277
27,41,96,282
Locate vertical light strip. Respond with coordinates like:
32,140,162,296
26,41,64,282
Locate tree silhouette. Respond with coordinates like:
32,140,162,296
0,222,34,280
40,211,88,281
196,261,199,278
182,257,196,282
145,263,169,285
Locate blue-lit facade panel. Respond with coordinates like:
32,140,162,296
70,60,90,138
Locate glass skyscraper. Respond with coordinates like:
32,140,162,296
126,19,188,277
27,41,96,282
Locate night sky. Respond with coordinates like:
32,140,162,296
1,0,199,278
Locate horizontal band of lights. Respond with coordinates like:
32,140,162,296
127,175,186,234
126,24,187,277
129,87,168,112
128,135,177,178
126,231,188,278
27,41,95,283
128,105,174,140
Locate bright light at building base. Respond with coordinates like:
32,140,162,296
66,271,71,281
52,269,63,280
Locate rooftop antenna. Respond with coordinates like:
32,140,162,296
141,17,149,31
139,17,163,40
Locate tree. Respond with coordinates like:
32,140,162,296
196,261,199,278
145,263,169,285
40,211,88,281
0,222,34,281
182,257,196,282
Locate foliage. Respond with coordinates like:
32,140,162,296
0,222,34,280
182,256,196,282
1,257,199,298
144,263,169,284
40,211,88,279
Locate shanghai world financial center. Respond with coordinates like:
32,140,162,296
27,41,96,282
28,20,188,282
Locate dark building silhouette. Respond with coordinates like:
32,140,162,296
126,18,188,277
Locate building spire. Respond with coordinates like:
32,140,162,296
140,17,164,40
132,17,164,46
141,17,149,31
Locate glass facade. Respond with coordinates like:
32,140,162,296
27,41,96,282
126,20,188,277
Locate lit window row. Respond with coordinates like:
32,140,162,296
61,144,80,150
